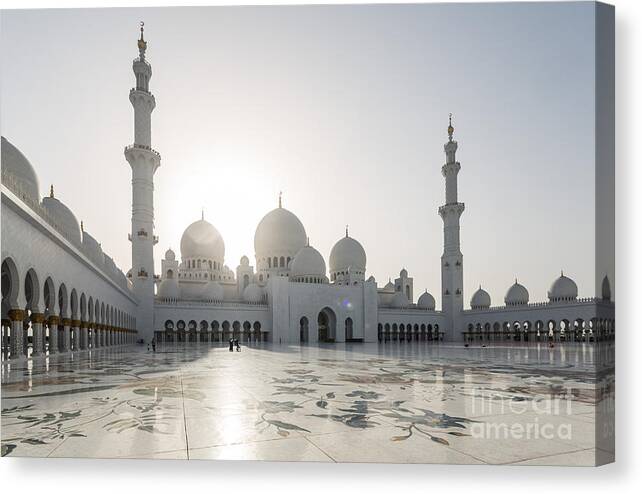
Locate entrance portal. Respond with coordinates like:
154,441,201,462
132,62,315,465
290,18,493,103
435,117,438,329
300,317,309,343
317,308,336,343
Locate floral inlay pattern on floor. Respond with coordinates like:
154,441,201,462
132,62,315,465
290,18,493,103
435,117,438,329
1,343,614,464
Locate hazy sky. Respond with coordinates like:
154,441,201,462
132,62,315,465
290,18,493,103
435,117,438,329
1,3,598,307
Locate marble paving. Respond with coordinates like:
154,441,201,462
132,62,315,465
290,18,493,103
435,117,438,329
1,342,614,465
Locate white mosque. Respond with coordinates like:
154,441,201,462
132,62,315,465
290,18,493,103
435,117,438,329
0,27,615,359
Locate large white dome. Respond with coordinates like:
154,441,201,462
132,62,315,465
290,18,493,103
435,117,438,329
1,136,40,204
548,272,578,302
254,206,306,259
505,280,529,306
470,286,491,309
180,219,225,261
329,233,366,274
290,245,327,282
42,194,81,245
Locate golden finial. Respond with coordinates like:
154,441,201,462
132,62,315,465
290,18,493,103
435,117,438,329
447,113,454,141
278,191,282,208
49,184,54,198
201,208,204,221
345,224,349,237
306,236,310,247
81,220,84,231
137,21,147,53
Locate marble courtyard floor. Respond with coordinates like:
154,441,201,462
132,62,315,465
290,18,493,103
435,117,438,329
1,342,614,465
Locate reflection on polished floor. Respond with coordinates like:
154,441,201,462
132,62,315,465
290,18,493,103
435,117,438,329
1,342,614,465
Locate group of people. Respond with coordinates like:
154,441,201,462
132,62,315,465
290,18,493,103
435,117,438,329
147,337,241,352
229,338,241,352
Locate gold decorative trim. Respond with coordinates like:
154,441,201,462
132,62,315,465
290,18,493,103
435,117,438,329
61,318,72,326
30,313,46,324
71,319,81,327
48,315,60,325
8,309,25,321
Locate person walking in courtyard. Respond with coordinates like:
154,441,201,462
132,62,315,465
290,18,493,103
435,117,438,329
229,338,234,352
235,339,241,352
152,338,156,352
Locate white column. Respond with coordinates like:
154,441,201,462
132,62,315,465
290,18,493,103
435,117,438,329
71,320,80,351
30,312,45,357
9,309,26,360
48,316,59,354
61,319,71,352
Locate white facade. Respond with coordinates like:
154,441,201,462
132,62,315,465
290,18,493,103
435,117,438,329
1,28,615,360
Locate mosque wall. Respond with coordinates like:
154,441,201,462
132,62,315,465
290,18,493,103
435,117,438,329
269,277,379,344
2,186,137,322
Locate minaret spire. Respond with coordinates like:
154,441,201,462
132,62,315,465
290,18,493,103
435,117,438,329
138,21,147,60
345,224,349,237
278,191,282,208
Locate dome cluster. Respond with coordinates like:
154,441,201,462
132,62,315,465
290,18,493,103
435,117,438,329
161,197,371,302
469,272,581,309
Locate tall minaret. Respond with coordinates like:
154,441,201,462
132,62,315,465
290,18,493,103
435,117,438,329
125,22,160,341
438,114,465,341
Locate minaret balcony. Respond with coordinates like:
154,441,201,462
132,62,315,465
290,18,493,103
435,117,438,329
124,144,161,161
153,235,159,245
438,202,465,218
137,269,149,278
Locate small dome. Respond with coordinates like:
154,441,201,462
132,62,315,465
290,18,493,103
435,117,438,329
417,290,436,310
165,248,176,261
290,245,327,281
180,219,225,262
201,281,224,302
243,283,264,303
390,291,409,309
383,279,395,291
548,272,578,302
254,206,307,261
471,286,491,309
367,275,376,283
1,136,40,204
602,276,611,301
158,278,180,300
41,195,81,244
240,255,249,266
504,280,529,306
329,234,367,273
400,268,408,278
82,230,104,265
